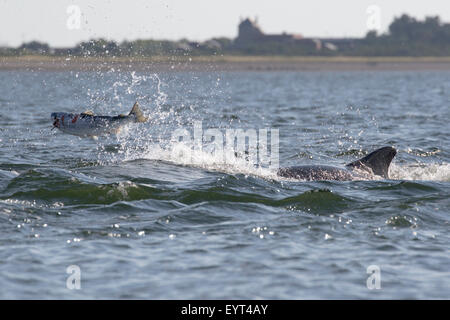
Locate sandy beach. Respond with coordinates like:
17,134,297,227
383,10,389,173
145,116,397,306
1,55,450,72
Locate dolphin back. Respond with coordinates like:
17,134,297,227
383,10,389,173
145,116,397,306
277,165,354,181
346,146,397,179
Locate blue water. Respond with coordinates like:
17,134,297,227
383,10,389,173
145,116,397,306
0,69,449,299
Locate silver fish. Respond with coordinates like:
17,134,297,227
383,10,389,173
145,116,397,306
51,102,147,137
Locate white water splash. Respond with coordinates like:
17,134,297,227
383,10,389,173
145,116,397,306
98,127,450,183
0,169,19,179
103,136,279,181
390,162,450,181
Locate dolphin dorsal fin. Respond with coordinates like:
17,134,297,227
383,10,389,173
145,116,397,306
346,147,397,179
81,110,94,116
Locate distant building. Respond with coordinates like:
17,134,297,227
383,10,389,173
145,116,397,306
235,18,303,44
234,17,357,53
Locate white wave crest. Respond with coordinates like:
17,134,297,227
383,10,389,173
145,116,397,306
390,162,450,181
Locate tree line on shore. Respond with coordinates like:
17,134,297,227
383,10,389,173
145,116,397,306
1,14,449,57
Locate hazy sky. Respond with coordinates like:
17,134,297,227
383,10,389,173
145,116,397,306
1,0,449,47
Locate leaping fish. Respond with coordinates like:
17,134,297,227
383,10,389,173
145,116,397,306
51,102,147,137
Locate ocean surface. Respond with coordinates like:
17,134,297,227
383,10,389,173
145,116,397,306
0,69,449,299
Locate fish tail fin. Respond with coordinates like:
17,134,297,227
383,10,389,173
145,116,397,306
346,146,397,178
129,102,148,123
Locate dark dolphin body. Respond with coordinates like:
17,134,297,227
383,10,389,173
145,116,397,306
277,147,397,181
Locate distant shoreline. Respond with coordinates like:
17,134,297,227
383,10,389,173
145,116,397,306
1,55,450,71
